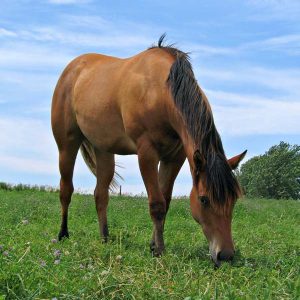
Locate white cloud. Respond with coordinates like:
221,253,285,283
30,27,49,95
261,34,300,46
187,44,237,56
0,17,158,51
208,90,300,136
48,0,91,4
0,25,155,73
0,155,57,175
196,65,300,98
0,69,58,92
193,63,300,136
23,28,152,49
0,118,53,156
185,33,300,58
247,0,300,21
243,34,300,55
0,117,89,176
0,28,17,37
0,43,73,69
63,15,111,29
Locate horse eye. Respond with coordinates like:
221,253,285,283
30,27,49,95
199,196,209,206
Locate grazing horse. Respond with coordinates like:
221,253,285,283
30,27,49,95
51,35,246,266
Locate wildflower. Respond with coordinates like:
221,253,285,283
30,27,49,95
51,239,58,244
79,264,84,269
40,260,47,267
22,220,29,225
0,245,3,251
54,259,60,265
53,249,61,257
3,251,9,256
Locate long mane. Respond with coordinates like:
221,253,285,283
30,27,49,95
150,35,241,208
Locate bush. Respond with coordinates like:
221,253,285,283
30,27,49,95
0,182,11,190
0,182,59,193
238,142,300,199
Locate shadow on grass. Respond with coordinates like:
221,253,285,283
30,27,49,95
172,246,273,270
167,244,209,261
231,249,272,269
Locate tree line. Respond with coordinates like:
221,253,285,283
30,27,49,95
237,142,300,200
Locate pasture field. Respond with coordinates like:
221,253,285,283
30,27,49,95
0,189,299,299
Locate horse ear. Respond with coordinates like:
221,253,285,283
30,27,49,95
193,150,204,174
228,150,247,170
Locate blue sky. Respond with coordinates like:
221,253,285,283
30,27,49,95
0,0,299,195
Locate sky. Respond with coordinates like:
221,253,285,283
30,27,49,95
0,0,299,195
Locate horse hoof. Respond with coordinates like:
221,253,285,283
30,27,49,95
150,246,164,257
152,248,163,257
58,231,69,241
149,240,155,252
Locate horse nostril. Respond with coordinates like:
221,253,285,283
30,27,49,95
217,249,234,261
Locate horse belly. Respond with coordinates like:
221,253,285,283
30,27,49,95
110,135,137,155
76,110,137,155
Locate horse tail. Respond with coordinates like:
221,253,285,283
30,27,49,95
80,139,122,191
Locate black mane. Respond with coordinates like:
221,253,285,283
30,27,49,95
150,34,241,207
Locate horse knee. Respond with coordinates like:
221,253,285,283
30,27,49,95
60,179,74,204
94,188,109,210
150,201,166,221
95,198,108,212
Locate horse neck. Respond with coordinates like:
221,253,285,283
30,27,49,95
167,106,196,171
181,130,198,174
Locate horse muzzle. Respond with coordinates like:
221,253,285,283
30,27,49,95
210,244,235,267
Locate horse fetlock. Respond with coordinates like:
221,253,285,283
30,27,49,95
150,229,165,256
149,240,155,252
100,224,109,242
150,202,166,221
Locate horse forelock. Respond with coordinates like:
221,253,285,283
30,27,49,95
150,35,241,210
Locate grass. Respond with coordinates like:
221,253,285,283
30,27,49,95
0,189,299,299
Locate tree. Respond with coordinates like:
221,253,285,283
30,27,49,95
238,142,300,199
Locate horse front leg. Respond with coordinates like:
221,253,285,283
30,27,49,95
150,150,186,251
137,142,166,257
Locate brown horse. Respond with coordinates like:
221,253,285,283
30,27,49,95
51,35,246,266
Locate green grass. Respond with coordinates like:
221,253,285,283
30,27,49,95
0,190,299,299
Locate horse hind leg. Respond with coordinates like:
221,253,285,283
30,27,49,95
57,135,82,240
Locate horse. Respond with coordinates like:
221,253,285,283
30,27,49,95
51,35,246,266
